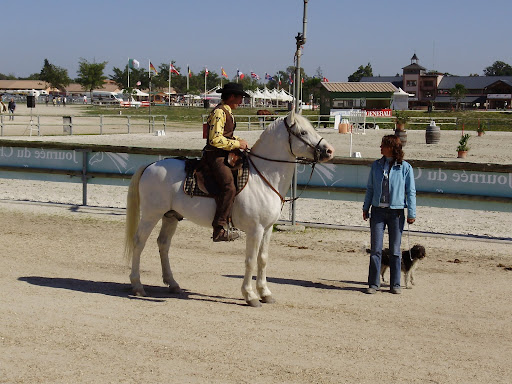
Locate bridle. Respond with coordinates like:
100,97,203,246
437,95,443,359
246,116,326,204
247,117,325,165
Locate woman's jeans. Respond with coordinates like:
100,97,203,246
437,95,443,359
368,207,405,289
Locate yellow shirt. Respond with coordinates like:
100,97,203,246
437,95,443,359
207,103,242,151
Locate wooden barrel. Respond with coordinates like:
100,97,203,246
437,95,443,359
394,129,407,147
426,125,441,144
338,123,349,134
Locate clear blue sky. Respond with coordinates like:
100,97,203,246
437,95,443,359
2,0,511,81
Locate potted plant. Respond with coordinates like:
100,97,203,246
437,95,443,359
477,121,486,137
394,110,410,130
394,110,410,146
457,133,471,158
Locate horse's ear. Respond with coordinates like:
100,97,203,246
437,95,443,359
286,108,296,127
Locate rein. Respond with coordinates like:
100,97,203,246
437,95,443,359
246,117,323,204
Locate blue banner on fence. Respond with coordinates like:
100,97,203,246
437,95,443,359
1,145,511,199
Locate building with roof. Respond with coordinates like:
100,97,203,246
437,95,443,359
319,82,397,115
360,54,512,110
0,79,121,100
436,76,512,109
0,79,51,95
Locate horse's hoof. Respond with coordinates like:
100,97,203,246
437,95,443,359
133,289,146,297
247,299,262,308
168,285,182,294
260,295,276,304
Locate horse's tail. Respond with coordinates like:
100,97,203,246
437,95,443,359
124,165,146,263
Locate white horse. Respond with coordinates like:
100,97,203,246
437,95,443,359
124,110,335,307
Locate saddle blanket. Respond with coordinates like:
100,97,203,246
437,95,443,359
183,157,250,198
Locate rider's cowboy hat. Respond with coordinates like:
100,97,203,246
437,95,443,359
216,82,250,97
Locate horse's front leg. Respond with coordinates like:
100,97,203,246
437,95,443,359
157,215,181,294
242,229,264,307
256,226,275,303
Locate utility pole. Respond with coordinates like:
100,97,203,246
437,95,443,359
291,0,308,226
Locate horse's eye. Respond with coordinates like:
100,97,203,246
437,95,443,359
300,130,307,136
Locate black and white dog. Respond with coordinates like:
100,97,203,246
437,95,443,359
381,245,426,288
366,245,426,288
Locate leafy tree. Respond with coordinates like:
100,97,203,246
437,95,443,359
0,73,17,80
450,83,468,110
348,63,373,82
484,60,512,76
303,77,322,105
39,59,71,90
110,66,149,90
151,62,187,93
76,58,108,96
24,73,41,80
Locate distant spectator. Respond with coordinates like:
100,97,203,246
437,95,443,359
8,98,16,120
45,95,49,106
52,97,56,106
83,95,87,104
63,96,66,107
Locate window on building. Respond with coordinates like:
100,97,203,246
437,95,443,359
332,99,354,108
406,80,417,87
423,80,434,87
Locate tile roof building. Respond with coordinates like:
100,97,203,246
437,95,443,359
360,54,512,110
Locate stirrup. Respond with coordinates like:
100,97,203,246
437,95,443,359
213,227,240,242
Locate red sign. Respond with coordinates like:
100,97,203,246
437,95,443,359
365,109,392,117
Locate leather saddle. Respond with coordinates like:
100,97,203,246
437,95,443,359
183,151,250,198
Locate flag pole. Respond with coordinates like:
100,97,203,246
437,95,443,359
168,62,171,107
127,58,130,89
187,65,190,92
290,0,308,226
148,59,152,132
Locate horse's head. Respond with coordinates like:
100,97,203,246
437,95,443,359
283,110,335,163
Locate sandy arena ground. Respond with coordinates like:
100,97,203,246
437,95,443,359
1,105,511,383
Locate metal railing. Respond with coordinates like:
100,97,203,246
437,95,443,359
0,114,169,136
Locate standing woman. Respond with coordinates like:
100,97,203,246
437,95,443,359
363,135,416,294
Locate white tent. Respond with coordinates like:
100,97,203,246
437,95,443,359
247,88,293,107
121,89,149,97
391,88,413,110
278,89,293,102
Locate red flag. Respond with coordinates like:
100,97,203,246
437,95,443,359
221,67,228,78
205,67,209,76
170,63,180,75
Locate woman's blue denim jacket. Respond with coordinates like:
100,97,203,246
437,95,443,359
363,157,416,218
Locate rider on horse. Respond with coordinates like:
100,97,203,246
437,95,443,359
204,82,250,242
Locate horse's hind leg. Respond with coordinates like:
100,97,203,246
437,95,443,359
158,214,181,294
130,216,160,296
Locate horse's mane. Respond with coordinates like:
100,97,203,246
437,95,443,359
252,113,314,149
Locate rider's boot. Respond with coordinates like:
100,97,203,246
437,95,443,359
212,225,240,242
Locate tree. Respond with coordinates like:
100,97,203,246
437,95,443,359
0,73,16,80
450,83,468,110
483,60,512,76
76,58,108,96
23,73,41,80
348,63,373,82
110,66,149,90
39,59,71,91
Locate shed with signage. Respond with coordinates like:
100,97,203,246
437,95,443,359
319,82,397,116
